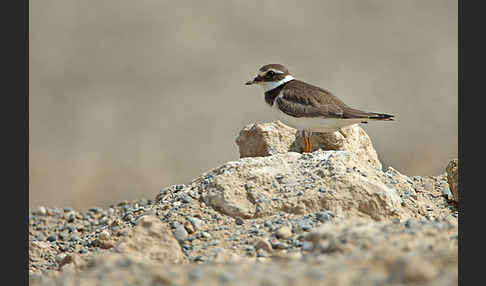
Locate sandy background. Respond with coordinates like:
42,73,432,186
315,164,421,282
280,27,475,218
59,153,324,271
29,0,457,209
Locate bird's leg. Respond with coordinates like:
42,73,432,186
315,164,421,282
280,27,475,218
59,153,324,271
302,130,312,153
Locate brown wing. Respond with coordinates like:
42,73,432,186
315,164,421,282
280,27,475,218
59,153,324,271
276,80,394,120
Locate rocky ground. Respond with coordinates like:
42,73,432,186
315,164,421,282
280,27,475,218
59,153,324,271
29,122,458,285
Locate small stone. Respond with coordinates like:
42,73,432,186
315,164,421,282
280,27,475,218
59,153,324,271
99,230,110,241
254,238,272,252
36,206,47,216
96,239,115,249
188,217,203,230
235,217,244,225
55,253,67,264
442,186,453,200
272,242,288,250
184,221,195,234
46,235,57,242
173,225,188,242
276,226,292,239
315,212,333,223
180,194,192,203
256,248,269,257
99,216,110,225
89,207,102,214
200,232,211,239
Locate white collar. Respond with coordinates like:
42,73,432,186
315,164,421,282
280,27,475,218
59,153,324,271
261,75,294,92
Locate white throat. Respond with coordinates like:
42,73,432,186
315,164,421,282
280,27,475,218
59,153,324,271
260,75,294,92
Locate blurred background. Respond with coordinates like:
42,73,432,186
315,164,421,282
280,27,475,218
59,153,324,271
29,0,457,210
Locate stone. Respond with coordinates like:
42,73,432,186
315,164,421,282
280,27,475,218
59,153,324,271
446,159,458,203
184,221,195,234
235,121,382,169
99,230,111,241
199,150,403,220
116,215,184,263
36,206,47,216
173,225,189,242
235,217,244,225
188,217,203,230
276,226,292,239
92,239,115,249
235,121,297,158
254,238,272,252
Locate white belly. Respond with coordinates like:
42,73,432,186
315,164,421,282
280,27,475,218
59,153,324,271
270,103,362,133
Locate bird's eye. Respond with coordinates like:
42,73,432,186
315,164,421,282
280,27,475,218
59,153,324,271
267,71,275,77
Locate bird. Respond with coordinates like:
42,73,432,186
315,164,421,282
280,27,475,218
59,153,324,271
245,64,394,153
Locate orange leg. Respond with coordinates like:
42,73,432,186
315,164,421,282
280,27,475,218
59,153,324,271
303,136,312,153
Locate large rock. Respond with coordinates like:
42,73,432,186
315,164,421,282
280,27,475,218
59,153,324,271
446,159,458,203
116,215,185,264
236,121,382,169
190,150,443,221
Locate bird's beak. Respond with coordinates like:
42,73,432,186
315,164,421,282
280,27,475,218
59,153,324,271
245,76,260,85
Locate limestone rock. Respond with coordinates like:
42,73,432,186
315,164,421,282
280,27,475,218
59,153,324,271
235,121,382,169
235,121,297,158
197,150,404,220
446,159,458,202
116,215,184,264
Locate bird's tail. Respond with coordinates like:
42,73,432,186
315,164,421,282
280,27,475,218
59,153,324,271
368,112,395,121
344,108,395,121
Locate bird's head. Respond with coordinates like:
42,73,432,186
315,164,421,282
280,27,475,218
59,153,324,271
245,64,294,91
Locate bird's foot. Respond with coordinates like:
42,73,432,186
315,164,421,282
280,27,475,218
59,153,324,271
302,130,312,153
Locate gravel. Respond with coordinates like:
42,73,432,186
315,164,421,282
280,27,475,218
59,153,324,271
29,151,458,285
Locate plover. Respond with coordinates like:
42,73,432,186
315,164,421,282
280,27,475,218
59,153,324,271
245,64,394,152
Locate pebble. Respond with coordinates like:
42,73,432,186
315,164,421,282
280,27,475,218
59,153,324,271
89,207,102,214
98,230,110,241
315,211,334,223
180,194,192,203
256,248,269,257
55,253,67,264
276,226,292,239
235,217,244,225
46,235,57,242
254,238,272,252
188,217,203,230
272,242,288,250
442,187,453,200
184,221,195,234
173,225,188,242
37,206,47,216
200,232,212,239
